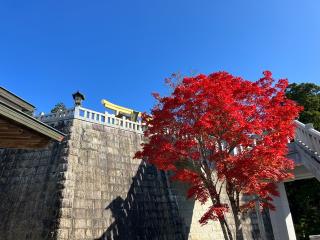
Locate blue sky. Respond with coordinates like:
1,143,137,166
0,0,320,114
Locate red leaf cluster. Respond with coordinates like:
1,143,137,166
135,71,302,225
199,204,229,224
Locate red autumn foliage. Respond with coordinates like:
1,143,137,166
199,204,229,225
135,71,302,238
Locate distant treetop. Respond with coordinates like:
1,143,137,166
50,102,67,113
286,83,320,130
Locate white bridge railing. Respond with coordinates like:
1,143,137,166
36,106,144,133
293,120,320,181
294,120,320,159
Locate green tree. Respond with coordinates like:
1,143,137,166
285,82,320,239
50,102,67,113
285,83,320,130
285,179,320,240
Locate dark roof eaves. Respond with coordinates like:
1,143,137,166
0,87,36,110
0,100,65,141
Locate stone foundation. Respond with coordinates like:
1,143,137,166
0,118,273,240
0,121,71,239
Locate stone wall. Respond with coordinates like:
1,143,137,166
56,119,186,240
0,118,187,240
0,117,273,240
0,120,71,240
171,181,274,240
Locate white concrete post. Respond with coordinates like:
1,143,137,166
269,182,297,240
74,106,80,118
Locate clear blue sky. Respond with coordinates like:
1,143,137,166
1,0,319,114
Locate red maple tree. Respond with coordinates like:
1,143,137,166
135,71,302,240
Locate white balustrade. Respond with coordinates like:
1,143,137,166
37,109,320,143
294,120,320,157
36,106,144,133
36,109,75,122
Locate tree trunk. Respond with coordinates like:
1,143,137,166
229,196,244,240
218,218,231,240
199,162,235,240
221,218,234,240
208,193,234,240
233,213,243,240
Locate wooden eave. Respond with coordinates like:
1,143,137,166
0,100,65,149
0,87,35,114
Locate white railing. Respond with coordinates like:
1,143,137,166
36,108,75,122
294,120,320,159
37,110,320,146
36,106,144,133
75,106,144,133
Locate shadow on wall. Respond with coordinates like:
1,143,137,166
96,161,190,240
0,121,71,240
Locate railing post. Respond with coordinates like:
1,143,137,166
305,123,314,130
74,106,80,118
122,116,126,128
304,123,318,153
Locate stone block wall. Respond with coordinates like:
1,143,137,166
171,181,274,240
0,121,71,240
0,119,187,240
56,119,186,240
0,117,274,240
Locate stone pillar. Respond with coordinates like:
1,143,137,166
269,182,297,240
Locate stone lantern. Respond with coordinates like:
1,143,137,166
72,91,85,106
